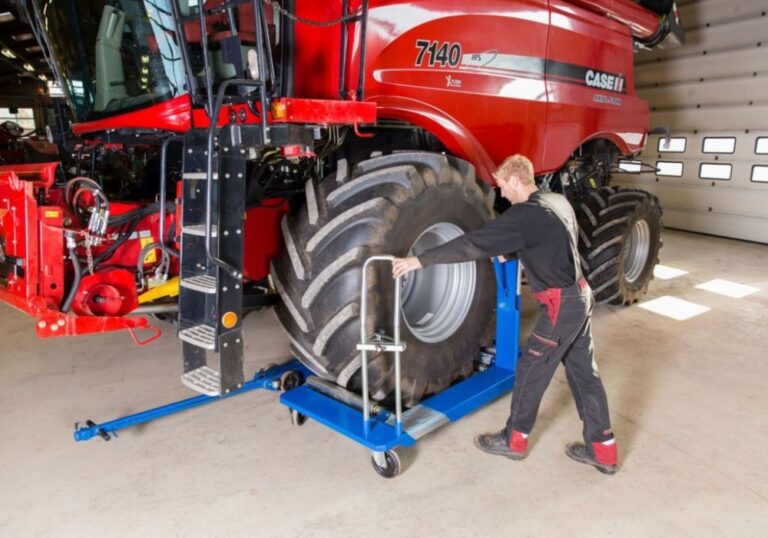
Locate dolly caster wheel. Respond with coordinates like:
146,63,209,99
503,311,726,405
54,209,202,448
290,409,307,426
280,370,302,391
371,450,401,479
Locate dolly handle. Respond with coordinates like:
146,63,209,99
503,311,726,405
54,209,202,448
358,256,403,429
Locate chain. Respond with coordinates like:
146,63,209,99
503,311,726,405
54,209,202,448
262,0,361,27
79,230,96,275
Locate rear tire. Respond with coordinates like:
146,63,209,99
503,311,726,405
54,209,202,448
576,187,663,305
271,153,496,405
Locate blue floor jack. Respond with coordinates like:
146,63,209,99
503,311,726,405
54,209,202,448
74,258,520,478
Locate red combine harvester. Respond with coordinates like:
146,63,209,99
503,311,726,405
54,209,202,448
1,0,682,402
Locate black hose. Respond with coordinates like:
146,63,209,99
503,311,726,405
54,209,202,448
91,218,140,267
136,241,171,282
62,245,81,313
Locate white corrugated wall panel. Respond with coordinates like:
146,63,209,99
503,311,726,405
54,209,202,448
615,0,768,244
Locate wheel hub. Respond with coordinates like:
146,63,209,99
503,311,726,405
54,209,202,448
401,222,476,343
623,219,651,283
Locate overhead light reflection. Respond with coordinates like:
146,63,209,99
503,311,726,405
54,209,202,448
695,279,759,299
638,296,710,321
653,265,688,280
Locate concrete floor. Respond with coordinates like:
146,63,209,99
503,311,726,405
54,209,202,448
1,229,767,537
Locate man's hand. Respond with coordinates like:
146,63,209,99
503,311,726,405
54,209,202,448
392,256,422,279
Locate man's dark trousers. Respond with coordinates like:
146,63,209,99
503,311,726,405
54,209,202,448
505,279,613,445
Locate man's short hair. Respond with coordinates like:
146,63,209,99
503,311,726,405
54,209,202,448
494,154,535,186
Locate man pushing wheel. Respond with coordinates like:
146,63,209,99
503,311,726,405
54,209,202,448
392,154,618,474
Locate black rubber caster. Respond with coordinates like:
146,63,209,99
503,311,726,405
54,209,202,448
290,409,307,426
371,450,401,478
280,370,303,391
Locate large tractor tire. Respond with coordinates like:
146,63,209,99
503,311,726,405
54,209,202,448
271,153,496,406
576,186,663,305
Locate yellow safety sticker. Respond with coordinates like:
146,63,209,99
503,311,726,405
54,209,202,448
139,236,157,264
45,210,60,219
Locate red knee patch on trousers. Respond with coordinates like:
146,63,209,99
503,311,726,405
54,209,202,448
533,288,562,326
509,431,528,453
591,439,618,465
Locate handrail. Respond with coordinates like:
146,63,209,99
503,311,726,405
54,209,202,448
158,135,183,260
204,78,267,280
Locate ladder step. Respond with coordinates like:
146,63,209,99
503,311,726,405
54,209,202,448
183,172,219,181
180,275,217,294
178,324,217,350
182,224,218,237
181,366,220,396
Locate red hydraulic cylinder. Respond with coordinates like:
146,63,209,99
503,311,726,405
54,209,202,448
565,0,662,39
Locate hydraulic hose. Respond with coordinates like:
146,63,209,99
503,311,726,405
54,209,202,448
61,232,81,313
91,217,140,267
64,176,102,207
136,241,170,285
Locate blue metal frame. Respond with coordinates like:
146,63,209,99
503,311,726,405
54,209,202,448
493,257,522,370
279,258,521,452
74,361,311,442
74,259,521,454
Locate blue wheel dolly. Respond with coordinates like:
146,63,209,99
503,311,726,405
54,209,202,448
75,257,521,478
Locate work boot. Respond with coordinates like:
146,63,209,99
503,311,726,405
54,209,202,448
565,439,618,475
474,430,528,460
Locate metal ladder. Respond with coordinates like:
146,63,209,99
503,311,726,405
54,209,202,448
176,126,248,397
173,0,275,397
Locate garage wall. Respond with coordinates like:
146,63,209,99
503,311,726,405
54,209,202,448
613,0,768,244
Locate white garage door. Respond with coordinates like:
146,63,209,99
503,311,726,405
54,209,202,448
614,0,768,244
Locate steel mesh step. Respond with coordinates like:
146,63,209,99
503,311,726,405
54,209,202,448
182,172,218,181
182,224,218,237
178,324,216,350
181,366,220,396
180,275,217,294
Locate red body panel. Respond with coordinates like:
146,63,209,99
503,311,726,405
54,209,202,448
72,95,194,135
271,99,376,125
72,95,374,135
0,168,46,313
71,1,650,181
5,162,58,190
295,0,649,181
242,199,290,281
543,0,648,170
